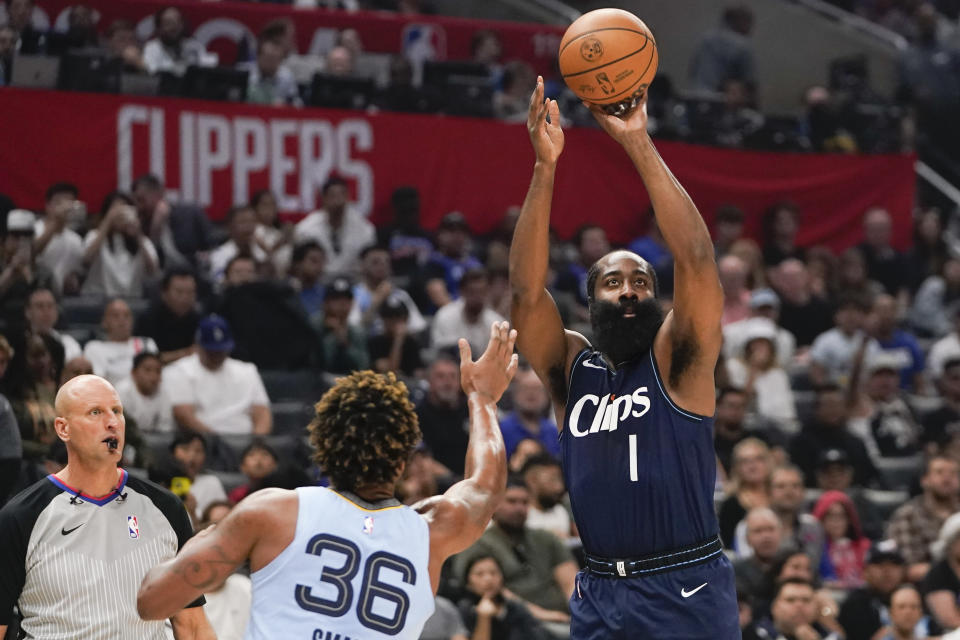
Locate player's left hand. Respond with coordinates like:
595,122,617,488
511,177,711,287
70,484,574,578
459,321,519,404
584,90,649,144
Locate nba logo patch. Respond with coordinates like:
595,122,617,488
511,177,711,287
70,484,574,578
362,516,374,535
128,515,140,539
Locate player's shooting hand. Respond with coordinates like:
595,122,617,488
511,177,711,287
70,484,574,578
527,76,564,166
459,321,519,404
585,89,650,144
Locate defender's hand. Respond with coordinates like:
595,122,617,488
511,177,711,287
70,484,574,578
527,76,564,166
585,90,650,144
459,321,519,403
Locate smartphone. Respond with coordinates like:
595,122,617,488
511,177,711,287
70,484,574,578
170,476,192,499
67,201,87,232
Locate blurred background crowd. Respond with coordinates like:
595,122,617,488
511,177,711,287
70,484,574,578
5,0,960,639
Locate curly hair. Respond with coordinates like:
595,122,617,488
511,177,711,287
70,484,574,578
307,371,421,490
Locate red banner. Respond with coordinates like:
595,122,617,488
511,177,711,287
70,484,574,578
0,88,914,250
28,0,566,75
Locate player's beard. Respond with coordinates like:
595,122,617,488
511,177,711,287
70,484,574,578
589,297,664,365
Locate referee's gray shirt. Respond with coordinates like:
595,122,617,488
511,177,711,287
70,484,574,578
0,469,204,639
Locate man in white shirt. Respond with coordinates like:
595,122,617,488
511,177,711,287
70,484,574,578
32,182,84,295
115,352,174,434
83,299,158,385
142,6,209,75
294,176,375,278
347,245,427,334
165,315,271,436
521,453,574,542
24,287,82,362
809,294,880,387
208,205,268,285
723,288,796,368
431,268,505,355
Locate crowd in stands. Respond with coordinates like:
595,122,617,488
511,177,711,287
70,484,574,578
1,167,960,640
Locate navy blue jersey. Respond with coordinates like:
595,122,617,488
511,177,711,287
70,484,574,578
561,348,719,558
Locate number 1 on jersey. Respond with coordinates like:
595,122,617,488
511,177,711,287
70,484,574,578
628,434,638,482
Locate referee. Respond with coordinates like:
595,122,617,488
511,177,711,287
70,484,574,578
0,374,214,639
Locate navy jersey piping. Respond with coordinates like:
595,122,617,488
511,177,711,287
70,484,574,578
560,348,594,441
647,349,708,422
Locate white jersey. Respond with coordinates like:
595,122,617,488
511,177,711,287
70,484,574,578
245,487,434,640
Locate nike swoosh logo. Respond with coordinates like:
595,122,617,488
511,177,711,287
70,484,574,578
61,523,84,536
582,360,606,370
681,583,708,598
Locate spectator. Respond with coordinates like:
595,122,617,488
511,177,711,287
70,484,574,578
32,182,83,296
922,514,960,631
719,254,752,326
765,465,826,567
869,293,926,393
104,19,145,73
222,254,257,288
520,453,572,541
812,490,870,589
135,268,199,365
848,351,923,459
421,212,483,311
7,333,57,464
228,439,278,503
879,585,930,640
554,224,610,325
456,554,550,640
714,387,785,475
761,202,804,268
471,28,503,73
749,578,841,640
165,315,271,436
415,354,469,476
923,357,960,452
81,191,159,297
454,478,577,627
789,384,880,487
859,207,908,298
2,0,42,55
83,299,158,385
689,4,756,93
719,437,772,549
928,307,960,381
725,317,797,427
769,259,835,348
836,247,884,303
294,176,375,278
431,268,506,355
911,257,960,339
733,507,784,598
367,296,424,377
815,448,885,541
317,276,369,374
714,79,765,148
493,60,536,122
905,208,948,292
166,431,228,521
348,245,426,334
251,189,292,277
420,595,468,640
288,241,326,318
0,25,14,85
498,367,560,460
377,186,433,282
196,501,253,640
801,85,857,153
0,335,19,506
724,288,797,369
746,550,844,635
839,540,915,640
209,204,268,284
730,238,767,291
0,209,54,333
509,437,546,475
132,173,218,270
324,45,355,77
809,294,879,386
245,35,301,107
115,351,173,434
59,355,92,385
143,5,209,75
24,288,81,363
714,204,746,257
887,455,960,582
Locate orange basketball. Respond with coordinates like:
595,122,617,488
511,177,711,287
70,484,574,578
558,8,658,108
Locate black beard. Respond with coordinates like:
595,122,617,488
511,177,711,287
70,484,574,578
589,297,664,365
537,493,562,510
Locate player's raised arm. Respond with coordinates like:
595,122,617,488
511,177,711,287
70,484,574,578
416,321,518,591
510,77,587,406
588,97,723,413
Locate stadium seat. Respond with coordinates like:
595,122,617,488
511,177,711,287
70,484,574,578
210,470,247,494
862,488,910,522
261,370,325,403
61,296,106,324
875,456,923,491
272,401,314,437
793,391,817,425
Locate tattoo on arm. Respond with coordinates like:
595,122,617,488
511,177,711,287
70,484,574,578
172,543,240,591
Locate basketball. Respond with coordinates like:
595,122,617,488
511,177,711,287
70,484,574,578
558,8,658,110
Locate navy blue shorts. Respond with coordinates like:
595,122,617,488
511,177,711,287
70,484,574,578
569,554,741,640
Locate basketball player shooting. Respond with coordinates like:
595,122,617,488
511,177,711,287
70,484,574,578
137,321,519,639
508,78,739,639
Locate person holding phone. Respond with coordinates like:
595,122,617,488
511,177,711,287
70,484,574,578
81,191,159,297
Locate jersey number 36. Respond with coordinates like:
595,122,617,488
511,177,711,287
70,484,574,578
295,533,416,636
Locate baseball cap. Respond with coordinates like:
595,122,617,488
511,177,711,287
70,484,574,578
325,277,354,300
867,351,903,376
6,209,36,234
865,539,905,565
379,295,409,319
196,315,235,352
438,211,470,232
817,448,850,469
749,288,780,309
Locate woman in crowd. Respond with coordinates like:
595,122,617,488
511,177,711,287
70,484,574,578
719,437,773,549
724,318,797,428
456,554,549,640
813,490,871,589
251,189,293,276
81,191,158,297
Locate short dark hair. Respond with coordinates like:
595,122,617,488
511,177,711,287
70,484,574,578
105,19,135,39
761,200,800,245
292,241,325,265
716,205,745,225
519,452,561,476
226,204,254,224
460,268,489,289
322,175,348,195
200,500,233,524
772,577,813,602
170,430,206,453
505,474,528,491
98,190,135,217
717,386,747,403
463,553,504,580
241,438,278,463
132,351,161,370
132,174,163,192
258,17,291,42
45,182,78,203
161,267,196,291
925,454,958,477
225,254,256,274
250,189,274,209
573,224,605,250
360,244,389,260
307,371,421,490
